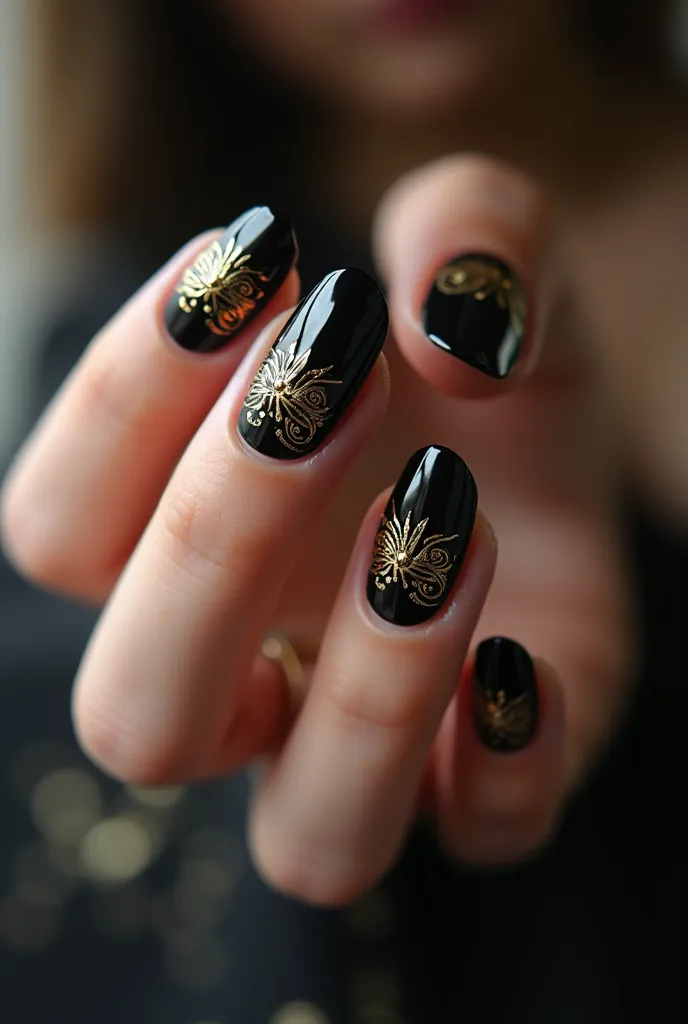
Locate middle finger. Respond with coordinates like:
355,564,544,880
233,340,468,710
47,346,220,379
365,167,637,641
73,268,389,784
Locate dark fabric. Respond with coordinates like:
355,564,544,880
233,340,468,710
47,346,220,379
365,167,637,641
1,233,686,1023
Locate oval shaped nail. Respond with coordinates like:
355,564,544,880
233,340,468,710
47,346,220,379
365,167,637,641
367,445,478,626
165,206,297,354
422,254,526,379
238,267,389,460
472,637,538,751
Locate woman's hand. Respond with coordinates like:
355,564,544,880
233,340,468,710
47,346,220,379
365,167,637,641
1,160,631,905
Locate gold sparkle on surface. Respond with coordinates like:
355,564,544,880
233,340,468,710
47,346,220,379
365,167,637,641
176,236,268,336
473,686,533,746
244,341,340,451
435,255,526,337
371,502,458,608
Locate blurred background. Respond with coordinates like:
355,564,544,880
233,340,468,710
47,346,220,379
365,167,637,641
1,2,687,1022
0,0,28,457
0,9,406,1023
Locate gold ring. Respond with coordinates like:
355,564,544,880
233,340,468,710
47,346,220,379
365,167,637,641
260,632,315,712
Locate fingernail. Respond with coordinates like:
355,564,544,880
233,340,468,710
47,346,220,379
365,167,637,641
472,637,538,752
238,268,388,459
422,254,527,379
165,206,297,354
367,445,477,626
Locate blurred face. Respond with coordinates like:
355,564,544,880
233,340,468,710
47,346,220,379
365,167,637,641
220,0,575,116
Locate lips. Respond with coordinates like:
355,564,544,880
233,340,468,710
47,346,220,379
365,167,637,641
365,0,457,35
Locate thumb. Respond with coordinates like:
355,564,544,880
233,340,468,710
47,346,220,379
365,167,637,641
373,153,556,398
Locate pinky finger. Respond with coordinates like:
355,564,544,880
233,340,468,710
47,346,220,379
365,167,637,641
435,638,565,866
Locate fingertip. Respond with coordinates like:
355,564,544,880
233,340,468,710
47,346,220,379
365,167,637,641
437,641,566,867
374,154,548,398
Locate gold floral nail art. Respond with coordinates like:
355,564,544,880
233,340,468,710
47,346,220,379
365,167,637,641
436,256,526,338
244,342,341,452
473,687,534,748
177,236,268,336
371,503,458,608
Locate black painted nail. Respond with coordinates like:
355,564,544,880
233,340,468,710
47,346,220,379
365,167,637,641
238,268,388,460
165,206,297,354
367,445,477,627
472,637,538,752
422,254,527,379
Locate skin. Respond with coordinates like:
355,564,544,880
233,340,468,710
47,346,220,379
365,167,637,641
1,0,685,903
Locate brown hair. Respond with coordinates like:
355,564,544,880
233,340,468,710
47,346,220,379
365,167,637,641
31,0,301,250
32,0,681,244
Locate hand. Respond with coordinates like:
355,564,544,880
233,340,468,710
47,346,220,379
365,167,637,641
1,161,631,905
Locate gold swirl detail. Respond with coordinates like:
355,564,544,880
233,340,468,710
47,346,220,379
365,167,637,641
176,236,268,336
435,256,526,338
473,687,533,747
371,502,458,607
243,342,341,451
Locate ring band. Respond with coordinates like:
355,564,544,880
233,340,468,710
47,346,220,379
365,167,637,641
260,632,312,711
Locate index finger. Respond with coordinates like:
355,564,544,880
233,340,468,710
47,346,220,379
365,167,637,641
2,206,298,601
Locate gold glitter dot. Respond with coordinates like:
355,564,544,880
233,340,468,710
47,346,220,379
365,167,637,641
30,769,103,846
79,815,155,883
270,1002,331,1024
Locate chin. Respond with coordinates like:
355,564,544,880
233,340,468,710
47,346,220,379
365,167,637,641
342,41,496,119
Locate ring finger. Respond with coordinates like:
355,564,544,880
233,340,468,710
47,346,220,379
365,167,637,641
252,445,495,906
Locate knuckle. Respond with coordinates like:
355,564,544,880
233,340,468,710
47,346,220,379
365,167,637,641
325,664,424,734
161,458,276,586
80,350,154,439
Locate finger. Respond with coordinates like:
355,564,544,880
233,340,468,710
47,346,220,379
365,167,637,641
251,446,497,907
434,639,565,866
72,269,389,785
1,207,298,601
374,155,551,396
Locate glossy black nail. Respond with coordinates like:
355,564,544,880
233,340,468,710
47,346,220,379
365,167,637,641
238,268,388,460
367,445,477,627
472,637,538,752
422,254,527,379
165,206,297,354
